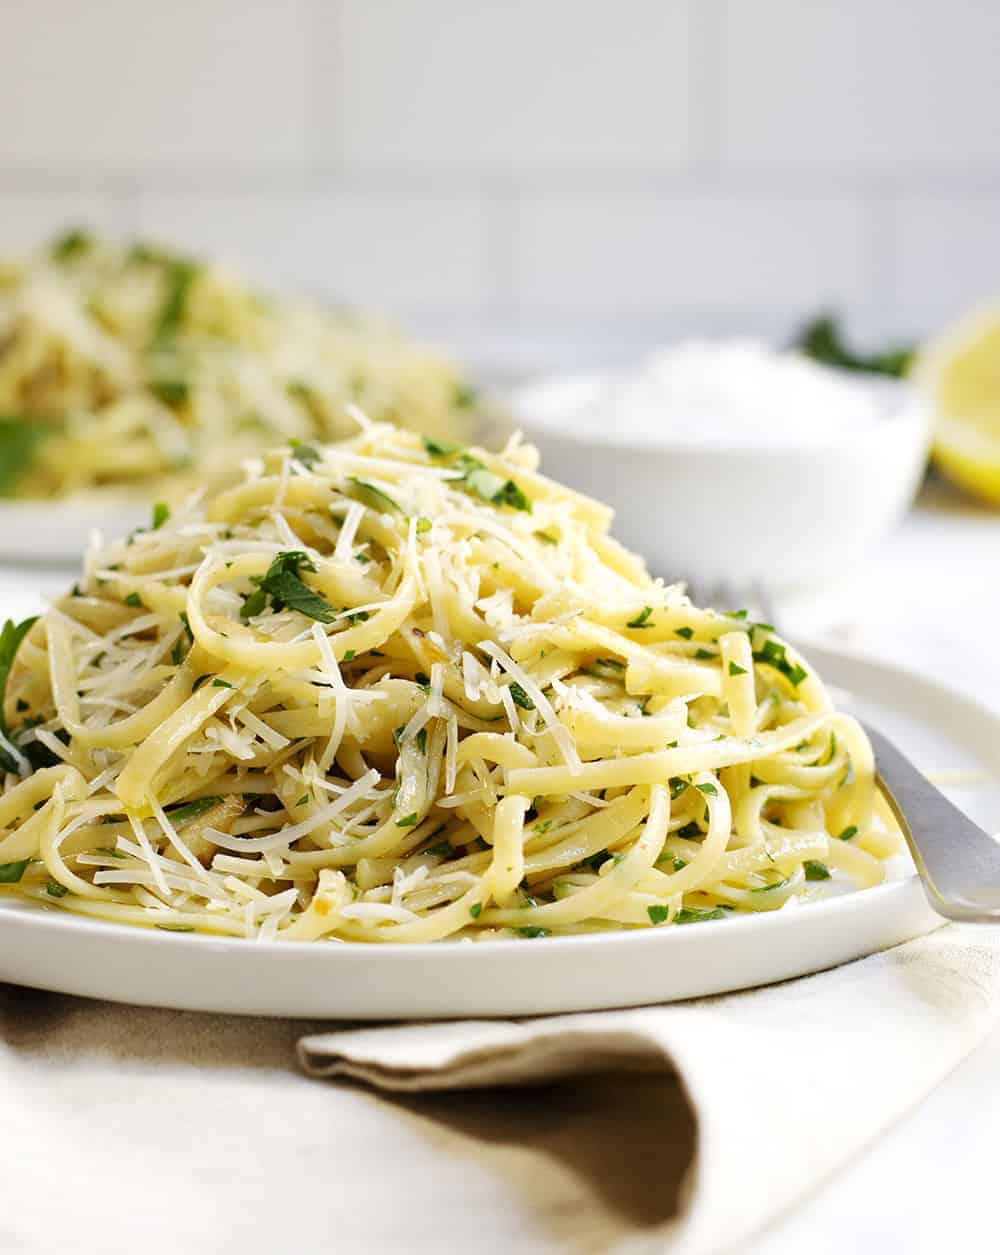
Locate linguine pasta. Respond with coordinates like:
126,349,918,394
0,231,473,499
0,421,902,940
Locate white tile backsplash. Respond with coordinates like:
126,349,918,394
719,0,1000,171
514,194,870,316
137,191,491,315
328,0,694,169
896,196,1000,330
0,194,134,252
0,0,997,359
0,0,313,167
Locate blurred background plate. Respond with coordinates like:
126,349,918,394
0,495,147,566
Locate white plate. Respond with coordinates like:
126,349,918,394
2,646,997,1020
0,495,147,565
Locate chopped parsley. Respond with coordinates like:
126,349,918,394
695,648,715,660
627,606,654,629
51,228,94,261
838,825,858,842
415,516,432,534
675,907,728,924
674,626,694,640
0,858,31,883
124,592,143,608
517,926,550,939
296,795,309,807
347,476,402,514
507,681,535,711
240,551,336,623
804,860,831,881
424,840,452,858
669,778,689,800
469,903,483,919
0,418,48,496
165,796,222,827
423,436,463,458
153,258,200,343
0,616,37,739
695,782,718,796
211,678,233,688
752,635,808,688
289,439,322,468
342,649,356,662
751,877,790,893
151,501,170,530
396,813,420,828
728,661,748,676
416,728,427,754
149,378,189,408
45,878,69,898
647,904,670,925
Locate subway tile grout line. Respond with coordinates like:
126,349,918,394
4,163,1000,201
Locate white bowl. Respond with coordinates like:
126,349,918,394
505,371,931,592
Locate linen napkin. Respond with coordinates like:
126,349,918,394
3,925,999,1255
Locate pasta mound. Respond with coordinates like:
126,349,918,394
0,231,473,499
0,422,901,940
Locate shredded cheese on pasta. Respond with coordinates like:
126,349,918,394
0,231,473,499
0,421,902,940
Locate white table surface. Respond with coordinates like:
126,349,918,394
2,476,998,1254
754,477,1000,1255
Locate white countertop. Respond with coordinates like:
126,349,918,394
2,476,998,1253
754,478,1000,1254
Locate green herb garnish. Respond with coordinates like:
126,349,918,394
240,551,336,623
0,858,31,883
804,860,831,881
289,439,322,468
838,825,858,842
517,927,550,939
154,258,200,343
469,903,483,919
45,878,69,898
695,782,718,796
415,516,432,534
675,907,728,924
508,681,535,711
347,476,402,514
0,616,36,737
627,606,654,629
423,436,463,457
50,228,93,261
165,796,223,827
795,313,913,379
155,923,195,932
647,904,670,925
675,627,694,640
728,661,748,676
0,418,48,496
149,379,189,407
396,813,420,828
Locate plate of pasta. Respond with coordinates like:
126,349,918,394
0,421,994,1018
0,231,476,560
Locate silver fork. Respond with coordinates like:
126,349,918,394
678,575,1000,922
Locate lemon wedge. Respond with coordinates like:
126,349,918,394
916,309,1000,504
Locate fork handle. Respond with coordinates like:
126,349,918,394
863,722,1000,923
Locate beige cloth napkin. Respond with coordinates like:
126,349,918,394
2,925,999,1255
